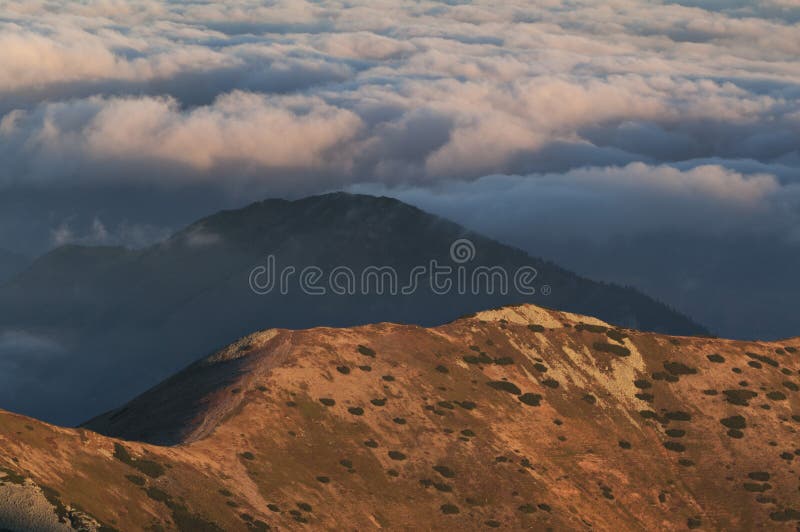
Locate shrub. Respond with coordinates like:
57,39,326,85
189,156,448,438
593,342,630,357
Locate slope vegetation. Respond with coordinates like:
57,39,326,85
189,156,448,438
2,304,799,530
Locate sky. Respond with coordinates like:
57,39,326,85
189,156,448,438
0,0,799,336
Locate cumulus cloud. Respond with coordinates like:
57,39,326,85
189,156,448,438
0,0,798,251
1,92,363,186
310,32,417,60
0,22,234,94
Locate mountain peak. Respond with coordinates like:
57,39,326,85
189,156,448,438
471,303,611,329
175,191,430,246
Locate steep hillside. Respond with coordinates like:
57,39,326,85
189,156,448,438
0,193,704,426
3,304,798,531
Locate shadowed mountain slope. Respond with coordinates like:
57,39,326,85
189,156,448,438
1,304,797,530
0,193,704,425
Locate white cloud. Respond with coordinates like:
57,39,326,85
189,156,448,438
310,32,417,60
2,92,363,185
0,0,798,244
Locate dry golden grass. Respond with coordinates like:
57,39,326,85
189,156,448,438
2,303,799,530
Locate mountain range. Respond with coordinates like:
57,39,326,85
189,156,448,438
0,303,797,530
0,193,704,425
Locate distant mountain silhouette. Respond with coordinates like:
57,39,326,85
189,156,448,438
0,193,705,424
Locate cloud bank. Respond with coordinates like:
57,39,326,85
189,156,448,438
1,1,797,198
354,162,796,241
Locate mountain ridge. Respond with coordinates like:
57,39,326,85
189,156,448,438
4,192,705,334
1,302,799,531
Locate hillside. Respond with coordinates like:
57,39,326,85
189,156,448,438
0,193,704,426
1,304,798,530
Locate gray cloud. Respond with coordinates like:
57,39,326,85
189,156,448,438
351,162,799,242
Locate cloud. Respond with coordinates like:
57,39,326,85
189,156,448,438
49,217,172,249
1,91,363,186
310,32,417,60
351,162,796,243
0,22,233,94
0,0,798,251
183,226,223,248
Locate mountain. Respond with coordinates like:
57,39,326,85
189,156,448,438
0,193,705,425
0,303,797,531
0,248,27,285
527,231,800,341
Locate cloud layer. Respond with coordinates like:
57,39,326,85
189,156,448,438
1,1,798,196
354,162,795,241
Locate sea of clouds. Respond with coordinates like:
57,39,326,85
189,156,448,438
0,0,799,336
